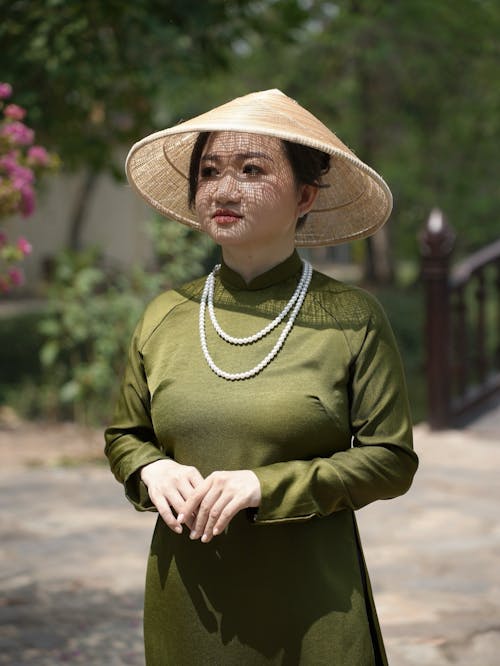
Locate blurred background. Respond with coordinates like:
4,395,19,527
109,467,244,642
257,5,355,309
2,3,500,665
1,0,499,428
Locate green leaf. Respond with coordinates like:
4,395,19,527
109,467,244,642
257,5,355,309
40,341,59,367
60,380,81,403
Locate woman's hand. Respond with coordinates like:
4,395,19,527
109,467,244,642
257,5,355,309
140,459,204,534
178,470,261,543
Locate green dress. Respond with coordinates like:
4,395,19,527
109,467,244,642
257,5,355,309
105,251,418,666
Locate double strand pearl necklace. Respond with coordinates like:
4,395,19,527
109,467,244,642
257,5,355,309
199,260,312,381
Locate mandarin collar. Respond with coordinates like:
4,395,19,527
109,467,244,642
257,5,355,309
219,251,303,291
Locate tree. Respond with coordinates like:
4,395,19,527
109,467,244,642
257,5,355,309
200,0,500,282
0,0,308,248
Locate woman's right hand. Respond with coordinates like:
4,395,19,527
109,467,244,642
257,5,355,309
140,459,204,534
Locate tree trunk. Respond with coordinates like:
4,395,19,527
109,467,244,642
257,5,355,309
364,227,394,284
350,0,395,285
68,170,98,251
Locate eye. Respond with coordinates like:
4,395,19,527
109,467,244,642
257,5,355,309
200,165,218,178
243,163,263,176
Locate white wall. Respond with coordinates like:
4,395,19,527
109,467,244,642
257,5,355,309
5,169,155,292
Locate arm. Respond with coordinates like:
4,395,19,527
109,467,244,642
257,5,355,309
251,295,418,524
182,293,417,542
104,318,168,512
105,318,205,530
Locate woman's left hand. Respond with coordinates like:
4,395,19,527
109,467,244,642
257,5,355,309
177,470,261,543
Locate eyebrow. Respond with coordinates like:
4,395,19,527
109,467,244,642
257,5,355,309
200,151,274,163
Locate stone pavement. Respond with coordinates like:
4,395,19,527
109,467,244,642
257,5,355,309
1,418,499,665
358,422,500,665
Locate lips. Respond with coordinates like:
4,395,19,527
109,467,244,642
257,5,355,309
212,209,242,224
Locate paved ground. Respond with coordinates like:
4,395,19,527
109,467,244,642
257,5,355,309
0,411,499,665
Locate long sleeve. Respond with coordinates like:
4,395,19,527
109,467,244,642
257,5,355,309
104,317,168,511
251,293,418,524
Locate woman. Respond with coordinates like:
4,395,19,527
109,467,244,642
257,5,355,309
105,89,418,665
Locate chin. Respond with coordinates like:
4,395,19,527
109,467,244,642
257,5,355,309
204,222,248,245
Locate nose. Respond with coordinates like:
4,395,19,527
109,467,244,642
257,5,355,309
214,172,241,204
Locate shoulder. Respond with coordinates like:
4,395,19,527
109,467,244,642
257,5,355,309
306,269,399,361
307,269,388,328
135,275,206,350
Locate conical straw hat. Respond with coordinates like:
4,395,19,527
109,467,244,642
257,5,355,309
126,89,392,247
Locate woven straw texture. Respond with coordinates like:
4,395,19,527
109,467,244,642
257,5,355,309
126,89,392,247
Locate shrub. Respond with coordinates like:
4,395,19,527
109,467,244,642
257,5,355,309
0,82,58,292
38,219,215,424
375,284,426,424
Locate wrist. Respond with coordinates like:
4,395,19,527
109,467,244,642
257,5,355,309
140,457,173,484
248,470,262,507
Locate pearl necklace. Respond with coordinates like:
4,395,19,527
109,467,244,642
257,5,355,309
199,260,312,381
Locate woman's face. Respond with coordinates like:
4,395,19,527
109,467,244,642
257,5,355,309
194,132,316,253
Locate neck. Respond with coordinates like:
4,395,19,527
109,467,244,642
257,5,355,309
221,243,295,284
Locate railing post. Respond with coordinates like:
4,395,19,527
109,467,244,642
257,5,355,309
419,209,456,429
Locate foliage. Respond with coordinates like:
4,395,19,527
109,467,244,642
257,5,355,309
0,1,311,249
37,220,215,424
0,0,307,177
2,1,498,425
1,254,426,425
374,284,426,424
191,0,500,272
2,1,499,273
0,82,58,291
0,310,45,403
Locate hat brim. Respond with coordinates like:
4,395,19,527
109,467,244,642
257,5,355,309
126,90,392,247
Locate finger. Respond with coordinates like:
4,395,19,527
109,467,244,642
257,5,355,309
187,467,205,487
177,482,208,525
149,490,182,534
175,482,198,529
149,485,186,517
168,489,192,516
202,498,242,543
199,495,230,543
189,488,222,540
177,506,196,530
178,478,199,502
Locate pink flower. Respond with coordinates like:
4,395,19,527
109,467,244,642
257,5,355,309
27,145,49,166
0,152,21,175
0,83,12,100
0,121,35,146
0,152,18,174
4,104,26,121
0,153,36,216
17,236,32,255
8,267,24,286
11,165,35,189
0,154,34,184
19,183,35,216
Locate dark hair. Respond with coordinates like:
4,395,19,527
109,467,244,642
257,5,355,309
187,132,330,227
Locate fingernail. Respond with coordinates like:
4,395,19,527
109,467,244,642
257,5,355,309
213,528,219,536
190,531,197,539
201,534,208,543
177,513,184,523
175,525,182,534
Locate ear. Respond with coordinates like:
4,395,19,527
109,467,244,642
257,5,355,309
297,184,319,217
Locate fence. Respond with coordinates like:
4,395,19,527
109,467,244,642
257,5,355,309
420,209,500,429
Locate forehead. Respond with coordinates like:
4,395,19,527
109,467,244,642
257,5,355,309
201,131,285,158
